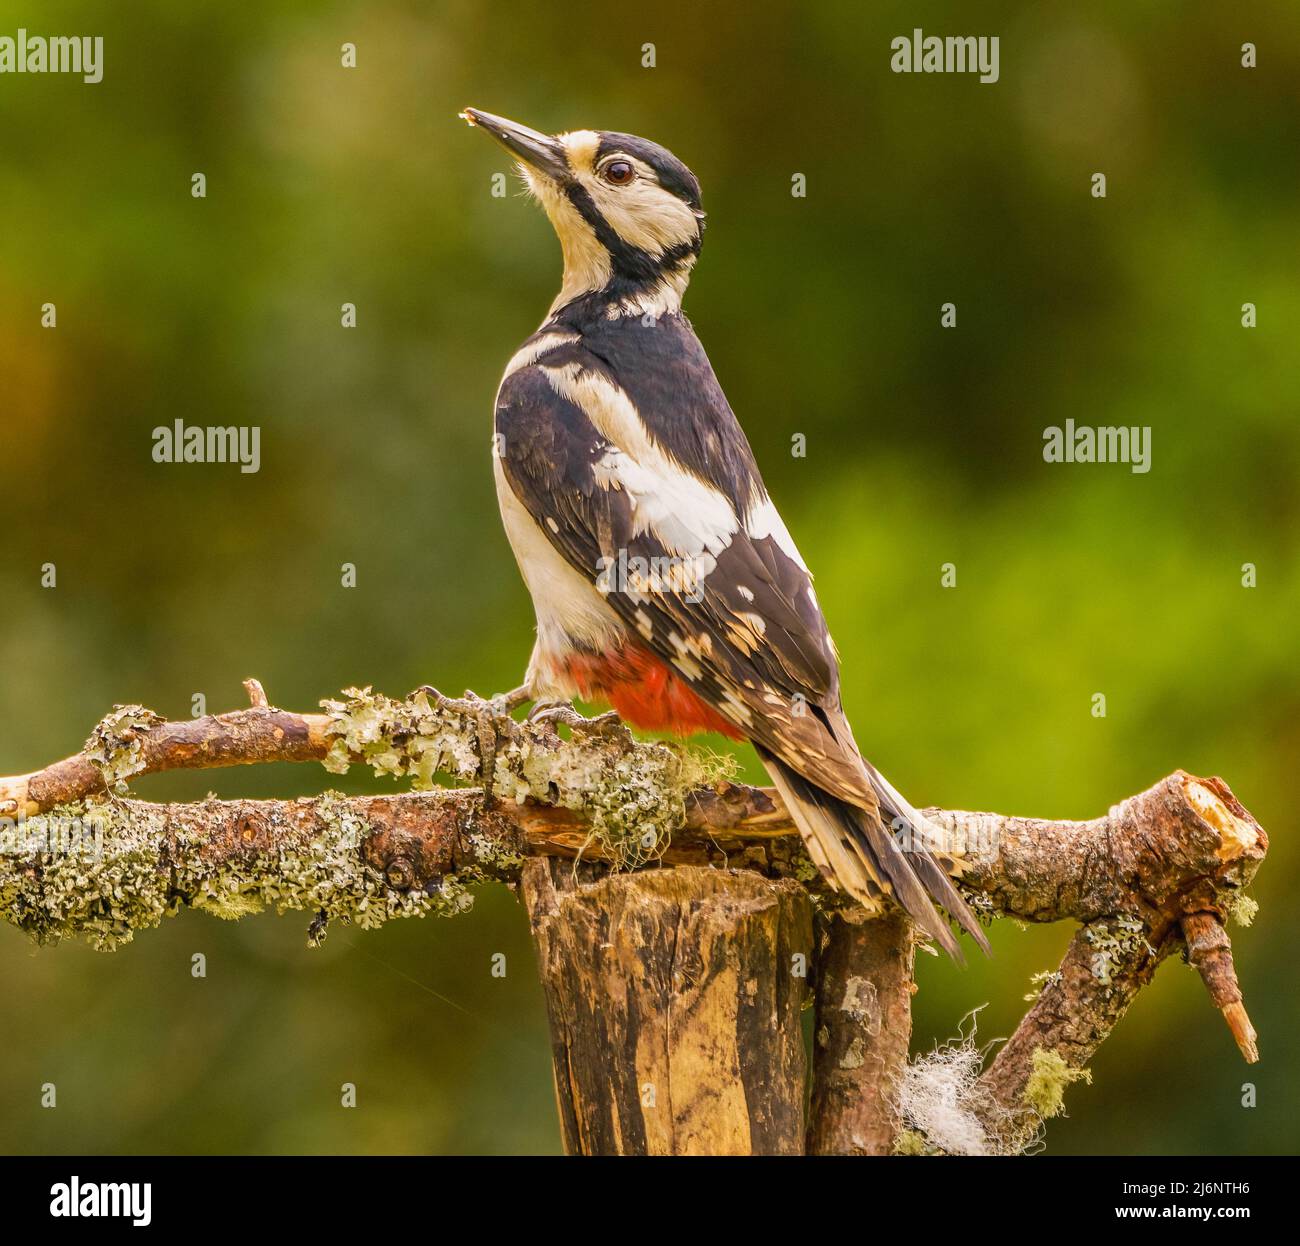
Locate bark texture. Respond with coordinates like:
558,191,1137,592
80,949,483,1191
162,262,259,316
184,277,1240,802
807,910,916,1155
521,860,812,1155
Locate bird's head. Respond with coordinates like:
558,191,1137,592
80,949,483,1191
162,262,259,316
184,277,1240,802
462,108,704,317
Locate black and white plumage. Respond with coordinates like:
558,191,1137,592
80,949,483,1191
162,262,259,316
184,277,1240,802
463,108,988,960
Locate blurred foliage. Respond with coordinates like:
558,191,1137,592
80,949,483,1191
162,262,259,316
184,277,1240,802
1,0,1296,1154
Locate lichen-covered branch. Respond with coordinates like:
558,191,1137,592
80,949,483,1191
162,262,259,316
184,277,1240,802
0,684,1269,1154
951,770,1265,1056
0,683,750,949
967,921,1166,1154
889,772,1267,1154
0,702,332,819
0,783,815,951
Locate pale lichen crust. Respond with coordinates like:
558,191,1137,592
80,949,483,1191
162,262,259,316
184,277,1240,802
82,705,165,793
1222,891,1258,928
320,688,482,789
183,791,478,947
2,801,169,950
1083,915,1154,987
0,793,474,952
3,689,735,950
319,686,731,871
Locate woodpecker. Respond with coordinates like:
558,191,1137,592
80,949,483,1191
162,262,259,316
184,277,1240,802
463,108,988,960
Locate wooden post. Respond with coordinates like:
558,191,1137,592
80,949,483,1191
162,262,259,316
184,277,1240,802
521,860,814,1155
806,910,915,1154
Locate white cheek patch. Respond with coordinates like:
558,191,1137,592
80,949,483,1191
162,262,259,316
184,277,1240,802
522,142,700,318
521,165,611,309
587,166,700,258
543,362,739,561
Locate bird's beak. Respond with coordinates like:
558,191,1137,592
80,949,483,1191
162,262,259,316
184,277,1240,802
460,108,568,182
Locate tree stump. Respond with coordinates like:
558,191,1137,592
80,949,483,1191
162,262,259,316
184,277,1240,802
521,860,814,1155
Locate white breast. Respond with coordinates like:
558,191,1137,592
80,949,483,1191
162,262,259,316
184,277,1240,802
493,457,626,677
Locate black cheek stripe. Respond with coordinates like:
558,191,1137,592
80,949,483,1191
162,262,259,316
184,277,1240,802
563,182,699,292
564,182,660,281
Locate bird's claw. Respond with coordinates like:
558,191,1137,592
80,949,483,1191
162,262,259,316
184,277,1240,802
413,685,504,811
529,700,629,741
489,684,533,715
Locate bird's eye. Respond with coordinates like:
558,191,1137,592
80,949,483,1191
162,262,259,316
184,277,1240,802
603,160,635,185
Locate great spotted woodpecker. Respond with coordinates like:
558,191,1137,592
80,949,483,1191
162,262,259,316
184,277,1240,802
462,108,987,960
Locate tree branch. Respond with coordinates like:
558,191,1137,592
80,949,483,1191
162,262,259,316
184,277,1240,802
912,774,1266,1153
0,685,1268,1152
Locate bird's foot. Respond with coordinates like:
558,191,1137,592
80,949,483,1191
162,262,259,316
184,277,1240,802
528,699,629,742
489,684,533,714
413,686,506,811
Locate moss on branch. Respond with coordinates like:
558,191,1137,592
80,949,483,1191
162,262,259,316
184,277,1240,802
1,687,741,950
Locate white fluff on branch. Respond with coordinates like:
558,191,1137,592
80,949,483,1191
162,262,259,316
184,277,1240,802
894,1010,1035,1156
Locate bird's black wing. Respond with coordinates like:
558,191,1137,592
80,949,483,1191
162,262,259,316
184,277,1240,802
495,354,870,805
496,345,988,956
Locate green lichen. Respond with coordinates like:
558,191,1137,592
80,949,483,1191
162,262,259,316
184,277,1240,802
1083,915,1153,986
674,745,740,791
1,790,482,952
573,751,677,867
1223,892,1258,928
1023,968,1063,1003
319,686,737,870
1022,1047,1091,1120
319,687,481,788
892,1128,931,1156
179,791,473,947
964,889,996,926
82,705,164,793
191,886,266,921
2,800,171,951
316,686,738,870
792,853,821,884
536,732,737,870
7,687,741,950
466,829,525,875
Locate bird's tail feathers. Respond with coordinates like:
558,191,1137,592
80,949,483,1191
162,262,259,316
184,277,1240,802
761,751,989,962
861,760,990,956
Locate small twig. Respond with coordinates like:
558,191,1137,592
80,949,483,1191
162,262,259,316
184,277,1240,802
0,700,330,818
1182,912,1258,1063
243,677,270,708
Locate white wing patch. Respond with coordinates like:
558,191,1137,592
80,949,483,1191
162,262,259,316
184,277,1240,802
544,362,740,560
744,494,811,573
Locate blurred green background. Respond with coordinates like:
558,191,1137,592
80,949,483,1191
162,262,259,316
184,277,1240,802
1,0,1296,1155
